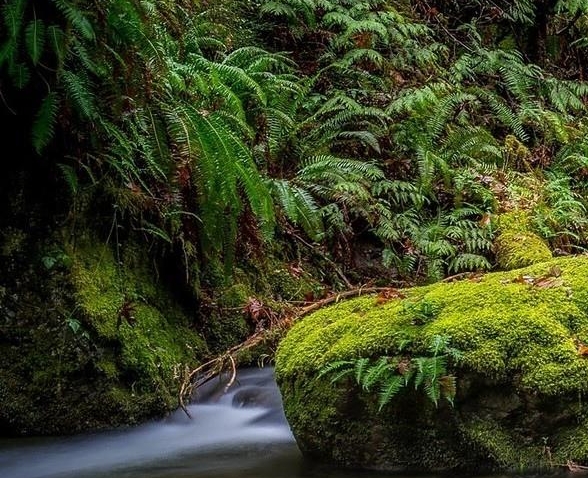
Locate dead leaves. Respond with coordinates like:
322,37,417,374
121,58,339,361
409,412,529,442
503,265,565,289
574,338,588,358
375,288,406,305
243,297,278,331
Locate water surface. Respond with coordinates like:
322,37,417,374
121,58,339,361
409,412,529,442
0,367,538,478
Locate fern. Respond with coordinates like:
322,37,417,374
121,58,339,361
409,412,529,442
377,375,405,411
318,335,460,410
25,19,46,65
54,0,95,42
32,92,59,154
62,70,96,120
57,163,78,195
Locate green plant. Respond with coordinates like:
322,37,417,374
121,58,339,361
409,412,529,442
318,334,462,409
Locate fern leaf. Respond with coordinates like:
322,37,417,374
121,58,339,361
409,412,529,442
32,92,59,154
377,375,404,411
317,360,354,379
361,356,390,391
54,0,95,42
25,19,46,65
62,70,96,120
353,357,370,385
57,163,78,195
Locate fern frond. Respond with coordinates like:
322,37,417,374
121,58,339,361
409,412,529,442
62,69,96,120
361,356,391,391
377,375,404,411
54,0,95,42
317,359,355,379
32,92,59,154
25,19,46,65
354,357,370,384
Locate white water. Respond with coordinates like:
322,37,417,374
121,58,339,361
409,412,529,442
0,368,303,478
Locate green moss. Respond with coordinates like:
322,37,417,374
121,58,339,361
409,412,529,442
0,234,208,436
494,211,552,270
276,256,588,471
70,241,125,338
461,418,545,472
267,265,318,301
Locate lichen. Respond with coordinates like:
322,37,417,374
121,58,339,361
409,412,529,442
276,256,588,472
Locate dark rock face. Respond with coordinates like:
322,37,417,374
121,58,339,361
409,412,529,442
276,257,588,472
0,234,206,436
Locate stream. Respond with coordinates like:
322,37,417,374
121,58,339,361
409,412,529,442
0,367,516,478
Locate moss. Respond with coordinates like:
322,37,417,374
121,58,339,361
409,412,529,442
494,211,552,270
0,233,208,436
460,418,546,472
267,265,319,301
71,236,206,387
276,256,588,472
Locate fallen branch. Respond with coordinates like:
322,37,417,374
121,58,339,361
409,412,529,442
178,286,399,417
551,461,588,473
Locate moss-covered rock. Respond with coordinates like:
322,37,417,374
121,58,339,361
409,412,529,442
276,256,588,472
0,232,206,436
494,211,552,270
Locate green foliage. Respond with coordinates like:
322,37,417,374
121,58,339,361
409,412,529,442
32,92,59,154
318,334,460,408
5,0,588,291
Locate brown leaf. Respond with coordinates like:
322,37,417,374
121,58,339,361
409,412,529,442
578,343,588,357
376,288,406,305
479,213,492,228
118,299,136,327
243,297,265,322
512,275,535,285
534,277,564,289
397,357,412,375
548,265,562,278
287,263,304,278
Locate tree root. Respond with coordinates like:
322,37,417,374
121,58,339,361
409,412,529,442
178,286,396,417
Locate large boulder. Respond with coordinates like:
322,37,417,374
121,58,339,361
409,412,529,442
275,256,588,472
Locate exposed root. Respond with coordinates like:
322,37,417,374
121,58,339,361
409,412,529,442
178,286,398,417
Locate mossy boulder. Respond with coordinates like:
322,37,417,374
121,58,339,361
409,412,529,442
0,232,206,436
276,256,588,472
494,211,552,270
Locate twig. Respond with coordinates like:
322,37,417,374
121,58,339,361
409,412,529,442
556,10,583,36
289,230,353,288
441,272,480,283
551,461,588,472
296,287,394,316
223,355,237,393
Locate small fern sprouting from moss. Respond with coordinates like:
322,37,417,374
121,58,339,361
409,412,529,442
318,335,461,409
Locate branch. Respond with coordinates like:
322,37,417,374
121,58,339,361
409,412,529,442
556,10,583,36
177,286,400,417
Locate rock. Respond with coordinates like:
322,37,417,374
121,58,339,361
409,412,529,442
275,256,588,473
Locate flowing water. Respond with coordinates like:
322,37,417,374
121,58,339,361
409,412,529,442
0,367,519,478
